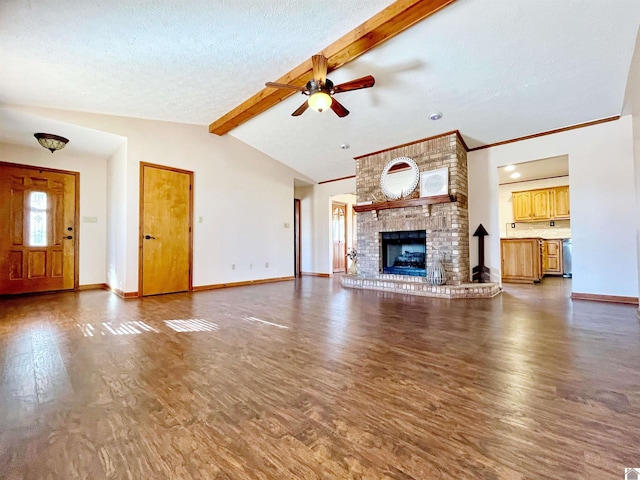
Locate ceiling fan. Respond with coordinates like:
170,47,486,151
265,54,375,117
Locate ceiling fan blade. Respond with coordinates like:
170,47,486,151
265,82,306,92
330,98,350,117
332,75,375,94
291,100,309,116
312,55,328,85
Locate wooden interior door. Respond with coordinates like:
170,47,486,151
332,203,346,273
294,198,301,278
0,163,77,294
140,163,192,296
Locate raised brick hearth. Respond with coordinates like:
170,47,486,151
340,132,501,299
341,275,501,298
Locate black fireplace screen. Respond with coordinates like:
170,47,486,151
381,230,426,276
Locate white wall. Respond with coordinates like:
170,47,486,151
635,106,640,303
295,178,356,275
106,141,128,291
623,27,640,304
14,107,310,293
0,142,108,285
469,115,638,298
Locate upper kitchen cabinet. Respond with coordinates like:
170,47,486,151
512,185,570,221
553,186,570,219
531,189,551,220
513,191,532,221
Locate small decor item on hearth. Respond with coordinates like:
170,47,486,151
347,247,358,275
427,256,446,285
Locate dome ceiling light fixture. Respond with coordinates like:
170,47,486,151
34,133,69,153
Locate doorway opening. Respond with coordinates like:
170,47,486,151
329,193,357,275
294,198,301,278
498,155,571,285
332,202,347,273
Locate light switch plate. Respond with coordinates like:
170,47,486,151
83,216,98,223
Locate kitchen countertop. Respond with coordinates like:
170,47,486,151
501,237,571,240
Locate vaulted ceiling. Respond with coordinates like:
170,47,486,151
1,1,639,183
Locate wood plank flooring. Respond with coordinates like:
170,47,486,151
0,277,638,479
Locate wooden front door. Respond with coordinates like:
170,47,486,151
0,163,78,294
140,163,193,296
332,203,346,273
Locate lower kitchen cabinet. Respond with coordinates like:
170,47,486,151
501,238,543,283
542,239,563,275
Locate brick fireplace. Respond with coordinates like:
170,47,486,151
340,132,500,298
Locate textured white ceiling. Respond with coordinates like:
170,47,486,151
0,106,125,158
0,0,395,125
232,0,640,181
1,0,639,183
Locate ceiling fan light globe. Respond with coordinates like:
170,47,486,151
308,92,332,112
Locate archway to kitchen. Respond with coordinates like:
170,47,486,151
497,155,572,289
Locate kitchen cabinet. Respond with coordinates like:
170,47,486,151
512,191,532,221
501,238,543,283
531,189,551,220
511,185,570,221
542,239,563,275
553,186,570,219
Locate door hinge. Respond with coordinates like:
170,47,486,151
189,184,192,190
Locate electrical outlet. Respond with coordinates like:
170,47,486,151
265,262,269,268
250,263,253,269
231,264,235,270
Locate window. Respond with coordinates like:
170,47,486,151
29,191,47,246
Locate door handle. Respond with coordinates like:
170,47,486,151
144,235,156,240
63,235,73,240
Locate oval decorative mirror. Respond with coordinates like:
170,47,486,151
380,157,420,200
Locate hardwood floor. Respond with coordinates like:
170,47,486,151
0,277,638,479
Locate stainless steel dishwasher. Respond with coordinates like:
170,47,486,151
562,238,572,278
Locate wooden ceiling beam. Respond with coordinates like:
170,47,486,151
208,0,457,135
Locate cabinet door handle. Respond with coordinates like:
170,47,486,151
144,235,156,240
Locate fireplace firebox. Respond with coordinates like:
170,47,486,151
381,230,426,276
